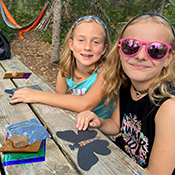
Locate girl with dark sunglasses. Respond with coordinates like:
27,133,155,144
77,13,175,174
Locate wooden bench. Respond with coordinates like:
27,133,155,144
0,55,148,175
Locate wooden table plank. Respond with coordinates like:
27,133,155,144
0,56,148,175
0,61,77,175
0,55,54,93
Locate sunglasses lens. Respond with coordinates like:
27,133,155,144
148,43,168,60
121,39,140,55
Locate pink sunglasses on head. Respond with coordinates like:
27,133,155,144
119,38,172,61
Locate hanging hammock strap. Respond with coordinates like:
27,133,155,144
0,0,51,39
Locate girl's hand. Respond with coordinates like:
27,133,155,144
10,87,40,103
76,110,102,131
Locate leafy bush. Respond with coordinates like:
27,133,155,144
0,16,16,41
39,29,52,43
163,4,175,28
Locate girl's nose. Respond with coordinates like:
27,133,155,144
135,45,148,61
84,41,92,50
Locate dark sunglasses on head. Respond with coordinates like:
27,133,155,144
119,38,172,61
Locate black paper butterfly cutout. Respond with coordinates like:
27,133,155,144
56,129,111,171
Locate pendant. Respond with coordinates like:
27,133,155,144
133,85,149,98
136,91,141,98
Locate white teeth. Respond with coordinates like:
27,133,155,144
82,54,93,57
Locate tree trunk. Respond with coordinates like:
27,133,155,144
51,0,62,63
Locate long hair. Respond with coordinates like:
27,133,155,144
60,16,111,79
103,13,175,105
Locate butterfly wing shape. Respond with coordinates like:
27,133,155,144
77,145,99,171
91,139,111,155
77,129,97,142
56,130,79,143
77,138,111,171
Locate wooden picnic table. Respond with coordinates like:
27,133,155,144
0,55,149,175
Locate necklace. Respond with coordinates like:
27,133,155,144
133,85,149,98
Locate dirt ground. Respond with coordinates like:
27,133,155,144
10,30,59,87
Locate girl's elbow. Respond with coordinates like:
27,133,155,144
79,102,95,111
55,87,58,93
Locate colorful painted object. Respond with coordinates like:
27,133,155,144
2,140,46,166
78,136,100,147
3,71,31,79
0,132,42,153
6,118,50,145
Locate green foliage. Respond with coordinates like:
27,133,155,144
6,0,46,25
60,0,167,44
39,29,52,43
163,4,175,29
0,0,47,41
1,0,175,44
61,0,120,43
0,16,16,41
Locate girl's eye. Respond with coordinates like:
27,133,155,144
94,41,99,44
79,39,84,42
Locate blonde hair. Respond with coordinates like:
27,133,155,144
103,13,175,106
60,16,111,79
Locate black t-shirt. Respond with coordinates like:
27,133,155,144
114,83,172,171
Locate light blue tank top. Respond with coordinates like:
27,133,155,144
66,70,113,119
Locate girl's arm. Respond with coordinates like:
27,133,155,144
145,99,175,175
55,71,68,94
76,99,121,135
10,70,104,112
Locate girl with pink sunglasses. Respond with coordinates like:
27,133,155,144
77,13,175,174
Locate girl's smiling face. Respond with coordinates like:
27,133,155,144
68,21,107,70
119,19,174,87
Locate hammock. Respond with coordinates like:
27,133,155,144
0,0,51,39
